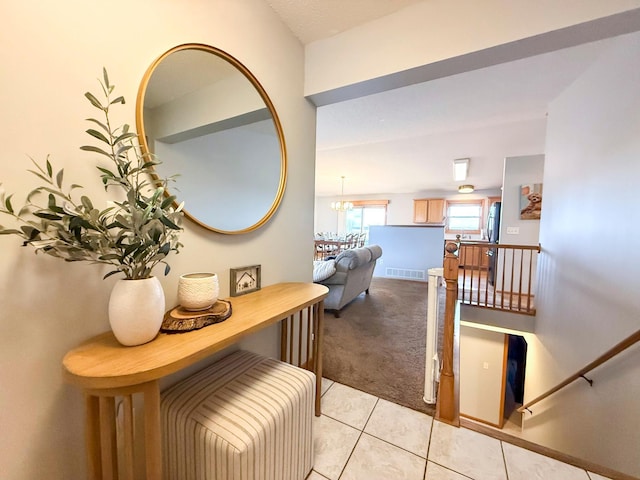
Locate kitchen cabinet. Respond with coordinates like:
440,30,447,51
413,198,445,223
459,243,490,269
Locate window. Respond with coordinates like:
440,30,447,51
445,200,484,234
345,200,388,241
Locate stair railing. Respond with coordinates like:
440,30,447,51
517,328,640,414
457,238,540,315
436,241,461,426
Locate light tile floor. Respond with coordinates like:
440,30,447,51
311,379,611,480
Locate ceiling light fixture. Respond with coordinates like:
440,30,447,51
453,158,470,182
331,176,353,211
458,184,475,194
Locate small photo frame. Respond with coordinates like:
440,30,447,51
230,264,261,297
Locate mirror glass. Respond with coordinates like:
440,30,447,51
136,44,286,234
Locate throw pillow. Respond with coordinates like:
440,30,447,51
313,259,337,282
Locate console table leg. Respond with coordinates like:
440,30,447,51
122,394,135,480
142,381,162,480
85,394,103,480
98,396,118,479
314,301,325,417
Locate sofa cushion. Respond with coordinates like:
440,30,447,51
335,247,372,270
313,259,337,282
319,271,347,285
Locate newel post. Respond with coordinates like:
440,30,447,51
436,241,460,425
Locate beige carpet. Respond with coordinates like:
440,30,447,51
322,277,443,416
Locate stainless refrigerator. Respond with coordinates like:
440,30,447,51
487,201,501,286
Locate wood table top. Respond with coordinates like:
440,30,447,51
63,282,328,390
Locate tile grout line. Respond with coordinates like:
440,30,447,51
359,430,429,461
501,440,510,480
422,414,437,479
320,379,336,398
428,460,476,480
335,397,380,480
423,421,475,480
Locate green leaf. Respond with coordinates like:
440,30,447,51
159,215,180,230
160,195,176,209
113,132,136,144
55,169,64,188
46,158,52,177
20,226,41,240
84,91,104,110
96,166,116,178
158,242,170,255
86,128,110,144
103,270,121,280
33,212,62,221
102,68,110,90
115,144,133,158
110,96,125,105
85,117,109,133
80,145,112,157
164,263,171,276
80,196,94,210
4,194,14,214
0,228,22,235
98,254,121,261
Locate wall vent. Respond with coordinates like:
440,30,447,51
385,267,426,281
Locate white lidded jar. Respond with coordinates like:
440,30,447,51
177,273,219,311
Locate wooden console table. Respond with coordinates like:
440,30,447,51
63,282,328,480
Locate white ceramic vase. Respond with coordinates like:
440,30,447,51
108,276,165,346
177,273,219,311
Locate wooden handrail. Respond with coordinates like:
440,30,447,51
518,328,640,413
459,241,541,251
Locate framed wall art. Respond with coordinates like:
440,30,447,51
230,264,261,296
519,183,543,220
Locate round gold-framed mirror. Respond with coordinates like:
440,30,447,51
136,43,287,234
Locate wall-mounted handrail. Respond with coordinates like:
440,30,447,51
517,328,640,414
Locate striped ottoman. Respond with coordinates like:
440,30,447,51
161,350,315,480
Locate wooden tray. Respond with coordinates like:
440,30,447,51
161,299,232,334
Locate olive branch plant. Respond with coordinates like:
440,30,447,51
0,69,183,280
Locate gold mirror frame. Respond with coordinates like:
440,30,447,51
135,43,287,234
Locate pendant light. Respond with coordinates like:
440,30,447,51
331,176,353,211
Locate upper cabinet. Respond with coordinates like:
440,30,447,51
413,198,445,224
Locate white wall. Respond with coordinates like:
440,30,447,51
460,325,507,427
500,155,545,246
519,31,640,477
0,2,315,479
305,0,640,102
496,155,544,293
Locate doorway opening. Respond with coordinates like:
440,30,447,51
504,334,527,430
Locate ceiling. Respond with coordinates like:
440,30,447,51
266,1,613,197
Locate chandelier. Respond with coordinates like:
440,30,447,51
331,176,353,211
